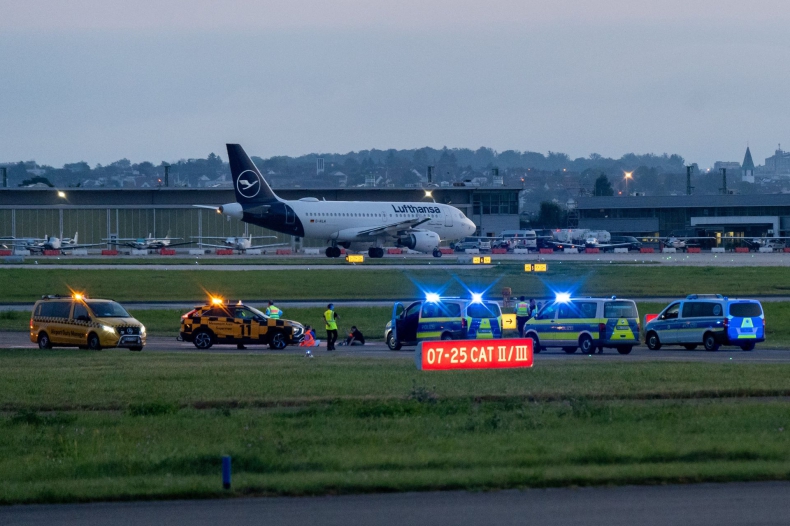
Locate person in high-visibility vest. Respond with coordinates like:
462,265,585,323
324,303,339,351
265,301,282,319
515,295,530,338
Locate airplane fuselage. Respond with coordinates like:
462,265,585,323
239,199,475,244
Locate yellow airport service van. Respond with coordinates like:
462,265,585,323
30,294,146,351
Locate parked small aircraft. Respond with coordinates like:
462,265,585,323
104,233,192,250
191,235,284,253
1,232,101,253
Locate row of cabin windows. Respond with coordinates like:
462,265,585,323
304,212,443,218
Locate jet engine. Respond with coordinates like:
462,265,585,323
218,203,243,220
397,231,440,253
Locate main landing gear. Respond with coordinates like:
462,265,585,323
325,246,342,258
368,247,385,258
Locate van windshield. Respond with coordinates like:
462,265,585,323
467,302,501,319
729,303,762,317
86,301,130,318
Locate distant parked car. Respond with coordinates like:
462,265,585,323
610,236,643,251
454,237,492,252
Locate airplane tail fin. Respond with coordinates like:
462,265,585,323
226,144,280,205
72,232,78,245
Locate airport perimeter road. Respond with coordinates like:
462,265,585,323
5,250,790,268
4,296,790,311
3,482,790,526
2,332,789,363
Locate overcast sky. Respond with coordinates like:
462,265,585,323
1,0,789,168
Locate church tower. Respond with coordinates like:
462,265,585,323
742,146,755,183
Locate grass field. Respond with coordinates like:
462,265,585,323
3,265,790,304
1,351,790,504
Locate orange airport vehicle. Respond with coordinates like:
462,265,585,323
178,297,305,350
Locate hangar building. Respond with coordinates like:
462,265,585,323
0,187,521,247
576,194,790,238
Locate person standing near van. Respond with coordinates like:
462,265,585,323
529,298,538,319
324,303,339,351
515,296,530,337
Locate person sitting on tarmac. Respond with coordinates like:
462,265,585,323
300,325,317,347
342,326,365,346
265,300,282,319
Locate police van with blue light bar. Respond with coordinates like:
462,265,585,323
644,294,764,352
522,294,640,354
385,293,503,350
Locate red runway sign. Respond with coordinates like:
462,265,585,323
415,339,534,371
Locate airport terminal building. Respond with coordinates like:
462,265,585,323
0,187,522,247
576,194,790,238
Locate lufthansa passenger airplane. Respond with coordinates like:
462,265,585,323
197,144,476,258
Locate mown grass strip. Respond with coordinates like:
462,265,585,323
1,399,790,504
3,265,790,303
2,352,790,411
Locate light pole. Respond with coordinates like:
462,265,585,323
624,172,632,196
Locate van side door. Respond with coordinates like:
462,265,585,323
655,302,681,344
71,301,92,345
679,302,723,345
49,301,76,345
400,301,422,342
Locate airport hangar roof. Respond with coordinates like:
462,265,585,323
576,194,790,210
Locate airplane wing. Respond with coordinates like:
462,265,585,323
159,241,194,247
592,242,633,249
60,243,104,250
196,242,236,249
1,240,36,247
547,240,585,249
352,217,431,238
190,236,278,240
249,242,288,249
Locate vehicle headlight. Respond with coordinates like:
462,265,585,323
101,325,116,334
140,326,146,336
293,326,304,336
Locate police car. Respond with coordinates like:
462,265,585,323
385,293,503,350
523,294,640,354
178,298,305,350
644,294,764,352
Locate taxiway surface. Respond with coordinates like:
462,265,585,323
3,482,790,526
1,332,787,363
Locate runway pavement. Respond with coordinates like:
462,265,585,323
3,482,790,526
1,332,788,363
4,250,790,268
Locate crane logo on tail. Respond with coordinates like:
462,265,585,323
236,170,261,198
